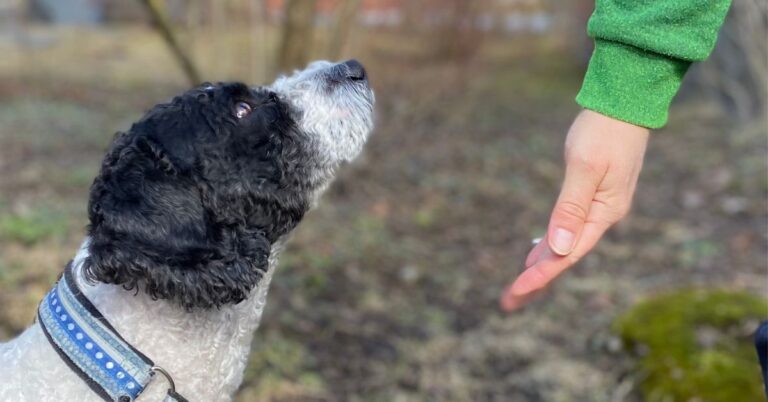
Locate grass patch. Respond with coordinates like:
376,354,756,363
614,289,767,402
0,99,109,150
238,331,327,402
0,208,69,245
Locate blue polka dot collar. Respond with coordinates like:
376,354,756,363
38,262,189,402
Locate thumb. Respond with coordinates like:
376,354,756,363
547,160,604,255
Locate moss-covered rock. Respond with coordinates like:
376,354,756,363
614,289,767,402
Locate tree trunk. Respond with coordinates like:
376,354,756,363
693,0,767,122
327,0,362,61
432,0,487,62
277,0,317,73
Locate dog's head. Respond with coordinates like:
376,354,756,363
85,60,374,309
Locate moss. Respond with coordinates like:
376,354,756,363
614,289,767,402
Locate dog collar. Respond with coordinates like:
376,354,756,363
38,262,189,402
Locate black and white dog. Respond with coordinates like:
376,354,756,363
0,60,374,402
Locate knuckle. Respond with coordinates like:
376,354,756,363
565,152,606,177
613,199,632,218
555,200,589,223
528,265,548,284
563,147,584,164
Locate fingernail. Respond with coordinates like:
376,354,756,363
551,228,575,255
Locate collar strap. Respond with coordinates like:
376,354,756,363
38,262,187,402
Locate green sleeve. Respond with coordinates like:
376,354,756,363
576,0,732,129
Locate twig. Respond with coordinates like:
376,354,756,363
137,0,202,86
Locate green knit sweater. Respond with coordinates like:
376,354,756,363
576,0,732,128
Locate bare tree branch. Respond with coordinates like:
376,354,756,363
138,0,202,86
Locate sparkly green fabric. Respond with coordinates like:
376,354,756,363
576,0,732,128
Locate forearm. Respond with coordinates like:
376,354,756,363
576,0,732,128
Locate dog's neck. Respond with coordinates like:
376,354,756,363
70,238,284,400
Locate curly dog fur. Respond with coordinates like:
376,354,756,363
0,60,374,402
86,82,307,310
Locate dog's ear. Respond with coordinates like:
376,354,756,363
85,130,272,309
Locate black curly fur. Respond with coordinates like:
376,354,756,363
84,83,318,310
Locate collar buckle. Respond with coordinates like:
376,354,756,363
151,366,176,393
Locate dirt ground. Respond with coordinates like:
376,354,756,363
0,27,766,402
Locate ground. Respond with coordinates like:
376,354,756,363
0,26,765,402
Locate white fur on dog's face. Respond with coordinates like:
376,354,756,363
269,60,375,166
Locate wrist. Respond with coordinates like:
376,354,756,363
577,109,651,139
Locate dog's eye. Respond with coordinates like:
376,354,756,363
235,102,252,119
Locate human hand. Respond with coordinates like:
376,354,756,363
501,110,650,311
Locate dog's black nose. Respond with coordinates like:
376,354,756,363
341,59,366,81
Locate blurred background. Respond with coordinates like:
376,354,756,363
0,1,766,401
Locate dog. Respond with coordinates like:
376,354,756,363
0,60,374,402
